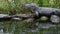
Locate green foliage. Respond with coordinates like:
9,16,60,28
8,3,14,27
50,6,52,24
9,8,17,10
0,0,60,14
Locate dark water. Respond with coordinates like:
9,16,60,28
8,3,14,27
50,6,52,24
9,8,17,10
0,21,60,34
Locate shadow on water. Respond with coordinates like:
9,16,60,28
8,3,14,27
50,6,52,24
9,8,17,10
0,20,60,34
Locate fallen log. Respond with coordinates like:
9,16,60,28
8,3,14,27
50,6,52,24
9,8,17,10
0,14,12,21
0,14,11,18
0,14,60,23
0,14,33,21
13,14,33,20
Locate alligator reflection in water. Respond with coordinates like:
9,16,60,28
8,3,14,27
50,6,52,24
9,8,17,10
22,22,60,34
0,21,60,34
18,21,60,34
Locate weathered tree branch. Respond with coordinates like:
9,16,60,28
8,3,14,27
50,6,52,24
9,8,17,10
0,7,60,21
0,14,32,21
